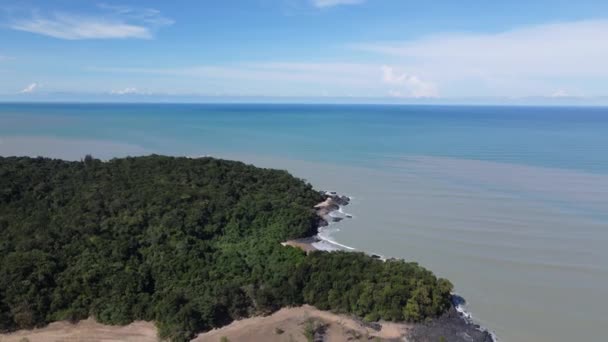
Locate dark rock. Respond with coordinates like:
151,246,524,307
407,307,494,342
365,322,382,331
327,203,340,211
330,195,350,206
451,294,466,307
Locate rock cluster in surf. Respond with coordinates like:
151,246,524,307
314,191,352,225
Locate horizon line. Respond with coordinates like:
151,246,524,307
1,100,607,108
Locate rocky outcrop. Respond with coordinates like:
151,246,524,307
407,306,494,342
314,191,351,224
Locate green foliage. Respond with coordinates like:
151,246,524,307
298,252,452,323
302,318,318,342
301,318,328,342
0,155,452,341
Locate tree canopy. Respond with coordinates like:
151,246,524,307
0,155,452,341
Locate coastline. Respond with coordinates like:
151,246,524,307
283,191,356,253
0,188,497,342
285,190,497,342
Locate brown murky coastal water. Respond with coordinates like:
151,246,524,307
235,154,608,342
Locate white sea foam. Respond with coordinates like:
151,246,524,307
454,300,472,320
317,225,356,250
453,294,499,342
315,200,357,251
316,233,356,251
337,206,354,218
311,239,342,251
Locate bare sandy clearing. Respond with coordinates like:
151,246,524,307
194,305,410,342
0,319,158,342
0,306,410,342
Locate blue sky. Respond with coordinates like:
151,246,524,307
1,0,608,103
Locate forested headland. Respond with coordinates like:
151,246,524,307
0,155,453,341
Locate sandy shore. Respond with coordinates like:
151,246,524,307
281,237,319,253
282,192,351,253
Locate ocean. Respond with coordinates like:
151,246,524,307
1,103,607,342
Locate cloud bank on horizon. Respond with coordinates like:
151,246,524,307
1,0,607,103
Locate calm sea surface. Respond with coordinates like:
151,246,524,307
1,103,607,342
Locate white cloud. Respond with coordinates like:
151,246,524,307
8,5,172,40
93,63,380,86
97,4,174,26
11,13,150,40
90,62,443,98
312,0,365,8
382,66,438,98
354,20,608,96
19,83,38,93
551,89,570,98
88,62,392,97
94,20,608,99
110,87,141,95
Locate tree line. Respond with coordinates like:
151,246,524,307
0,155,452,341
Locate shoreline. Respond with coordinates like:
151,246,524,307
284,190,497,342
283,190,356,253
1,189,496,342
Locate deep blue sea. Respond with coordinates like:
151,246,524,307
1,103,607,342
1,103,607,172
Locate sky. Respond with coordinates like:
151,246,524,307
1,0,607,104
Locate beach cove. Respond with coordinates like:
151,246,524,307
282,190,496,341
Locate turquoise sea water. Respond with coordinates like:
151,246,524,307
1,103,607,172
1,103,607,342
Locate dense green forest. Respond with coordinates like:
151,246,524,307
0,155,453,341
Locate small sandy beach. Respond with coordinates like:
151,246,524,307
281,237,319,252
283,193,351,253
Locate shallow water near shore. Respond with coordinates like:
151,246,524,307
234,155,608,342
1,103,608,342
